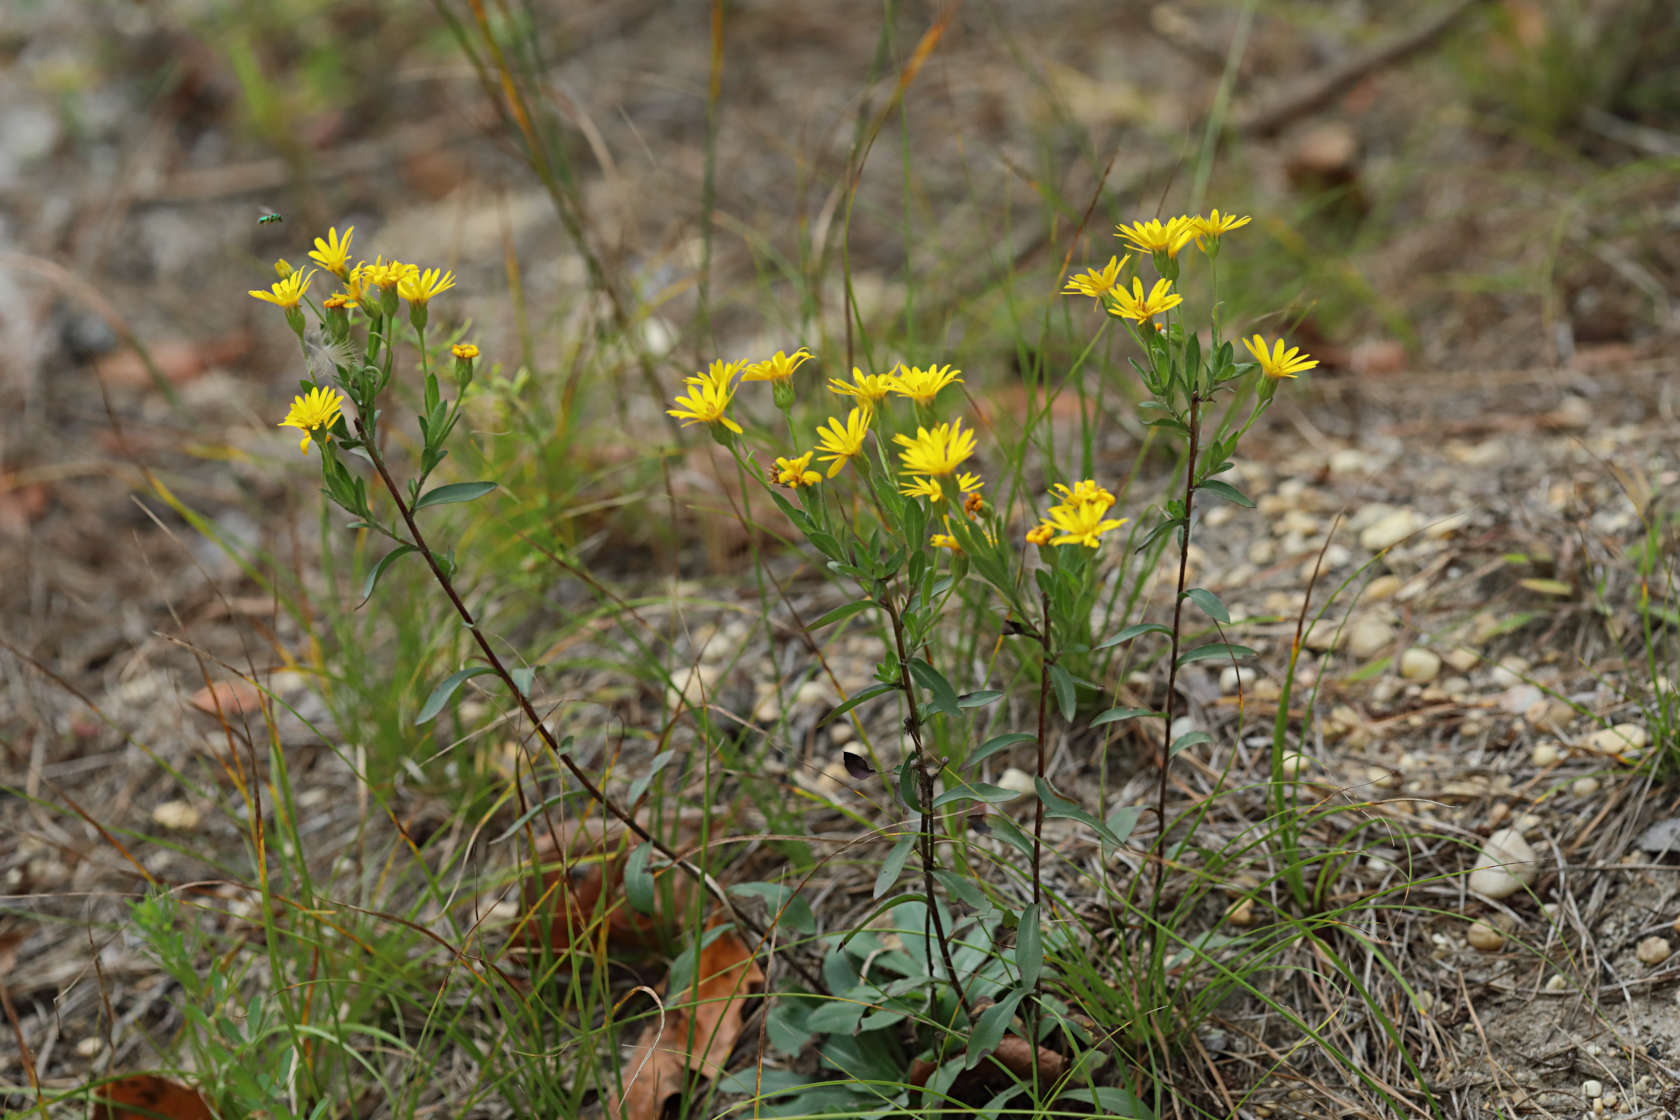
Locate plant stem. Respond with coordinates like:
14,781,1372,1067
1153,390,1203,908
883,595,972,1022
1032,589,1051,913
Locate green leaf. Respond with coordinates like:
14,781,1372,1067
1034,777,1122,847
729,881,816,935
971,732,1036,764
957,689,1005,709
1096,622,1171,650
1047,663,1077,721
908,659,961,719
413,480,496,511
1016,903,1043,988
1105,804,1144,842
416,664,496,724
509,666,535,698
821,682,896,725
627,749,677,808
810,599,877,630
1184,587,1229,624
873,832,917,900
1091,706,1158,728
1064,1087,1154,1119
1177,642,1257,667
931,783,1020,809
358,543,416,605
966,987,1029,1068
624,841,655,915
1172,730,1212,753
1197,479,1254,507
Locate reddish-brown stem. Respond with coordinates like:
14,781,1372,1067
1153,390,1203,907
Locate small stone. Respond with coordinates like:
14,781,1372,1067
1636,936,1672,965
1367,765,1399,790
1247,537,1276,565
1524,698,1572,733
1424,511,1473,539
1328,448,1373,475
151,800,201,831
1469,828,1541,900
1226,897,1257,926
1467,917,1506,951
1399,647,1441,683
1531,742,1561,767
1279,752,1310,778
1571,776,1601,797
1303,624,1341,652
1489,658,1531,688
1360,508,1419,552
75,1037,103,1058
829,719,855,746
995,767,1035,798
1586,723,1648,756
1583,1080,1604,1100
1443,646,1480,672
1515,813,1543,833
1364,574,1402,601
1348,618,1393,659
1219,666,1254,694
1545,973,1568,992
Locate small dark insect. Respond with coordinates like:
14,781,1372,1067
257,212,283,225
841,750,874,780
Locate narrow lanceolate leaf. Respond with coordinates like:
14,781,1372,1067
358,543,416,605
1096,623,1171,650
623,842,656,915
1183,587,1230,624
908,659,961,718
809,599,877,630
1047,663,1077,721
1034,778,1124,847
1090,706,1158,728
1016,903,1043,988
1176,642,1257,667
413,480,497,511
874,832,917,899
416,664,498,723
1197,478,1254,507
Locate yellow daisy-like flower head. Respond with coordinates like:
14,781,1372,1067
930,532,962,552
770,452,821,489
1063,254,1132,300
1243,335,1318,380
250,267,316,310
827,368,898,406
361,256,416,290
452,343,479,360
742,347,812,383
400,266,456,305
1114,216,1199,258
1050,479,1116,510
889,363,963,406
308,226,354,278
1026,523,1054,546
1106,277,1184,325
814,406,872,478
893,419,977,478
667,360,744,434
278,384,346,455
1193,210,1250,240
900,476,945,502
1044,500,1128,549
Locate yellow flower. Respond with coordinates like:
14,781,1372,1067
828,368,898,406
771,452,821,488
250,267,316,309
1063,254,1131,300
899,471,982,502
278,385,345,455
667,360,743,433
1050,480,1116,510
273,258,294,279
742,347,812,383
930,532,962,551
889,363,963,406
1193,210,1250,240
400,266,456,305
1106,277,1184,324
1114,216,1199,258
1044,499,1127,549
1026,523,1054,546
323,294,351,310
814,406,871,477
1243,335,1318,380
893,419,977,478
962,490,984,518
451,343,479,360
361,256,416,290
308,227,354,278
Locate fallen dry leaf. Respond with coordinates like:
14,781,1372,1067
608,927,765,1120
92,1074,214,1120
909,1033,1066,1107
188,679,262,717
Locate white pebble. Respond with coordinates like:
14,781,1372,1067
1570,776,1600,797
1219,666,1253,694
1278,752,1309,778
1531,742,1560,767
151,800,201,831
1443,646,1480,672
1347,618,1393,659
1466,918,1506,951
1586,723,1648,756
1360,508,1419,552
1399,647,1442,683
1636,936,1672,965
1583,1080,1603,1100
1469,828,1541,900
1545,973,1568,992
1364,574,1402,601
995,767,1035,798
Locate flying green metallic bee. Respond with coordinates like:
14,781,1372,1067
257,211,283,225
